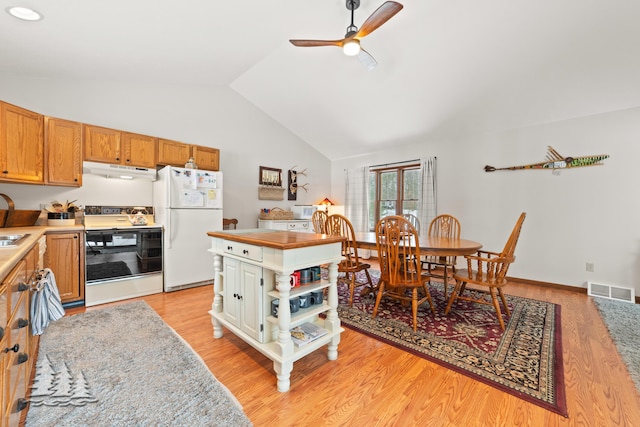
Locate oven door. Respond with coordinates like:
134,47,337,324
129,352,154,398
85,228,163,283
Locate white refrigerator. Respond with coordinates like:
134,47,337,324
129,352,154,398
153,166,223,292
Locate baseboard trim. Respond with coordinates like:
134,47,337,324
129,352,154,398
508,276,640,304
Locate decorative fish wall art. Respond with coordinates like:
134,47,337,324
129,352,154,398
484,146,609,172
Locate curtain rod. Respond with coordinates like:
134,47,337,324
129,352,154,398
369,158,424,169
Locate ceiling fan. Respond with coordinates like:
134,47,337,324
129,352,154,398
289,0,404,71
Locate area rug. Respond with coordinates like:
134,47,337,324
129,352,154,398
593,297,640,392
86,261,133,281
25,301,252,426
335,270,568,417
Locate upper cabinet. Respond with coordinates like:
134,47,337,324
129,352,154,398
85,126,157,168
122,132,157,168
192,146,220,171
45,117,83,187
158,140,220,171
0,102,44,184
84,125,121,164
157,138,191,167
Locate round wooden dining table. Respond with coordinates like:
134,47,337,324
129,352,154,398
354,232,482,256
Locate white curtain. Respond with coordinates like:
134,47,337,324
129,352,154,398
418,157,437,234
344,166,369,232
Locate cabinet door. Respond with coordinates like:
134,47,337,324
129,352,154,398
84,125,121,164
45,117,82,186
0,102,44,183
157,138,191,166
240,262,263,342
223,258,241,327
192,146,219,171
44,232,84,303
122,132,157,168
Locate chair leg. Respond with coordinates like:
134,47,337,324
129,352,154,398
442,265,448,299
348,273,357,307
411,289,419,331
489,287,506,330
422,283,436,314
372,281,386,318
445,279,464,315
498,288,511,316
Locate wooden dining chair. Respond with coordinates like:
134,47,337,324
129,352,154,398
402,213,420,233
326,214,375,306
373,215,435,331
422,214,461,298
223,218,238,230
444,212,526,330
311,210,328,234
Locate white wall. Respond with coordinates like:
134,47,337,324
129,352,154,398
332,107,640,295
0,75,331,229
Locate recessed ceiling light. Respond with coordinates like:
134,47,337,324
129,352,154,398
6,6,43,21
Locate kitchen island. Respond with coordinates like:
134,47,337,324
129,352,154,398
207,229,346,392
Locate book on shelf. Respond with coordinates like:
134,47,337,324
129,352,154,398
290,322,328,347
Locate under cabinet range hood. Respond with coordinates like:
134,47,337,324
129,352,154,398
83,161,157,181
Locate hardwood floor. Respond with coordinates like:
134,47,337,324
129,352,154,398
63,272,640,426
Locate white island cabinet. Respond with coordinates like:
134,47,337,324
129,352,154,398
207,229,345,392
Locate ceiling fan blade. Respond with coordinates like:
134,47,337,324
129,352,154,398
357,48,378,71
289,39,344,47
356,1,403,39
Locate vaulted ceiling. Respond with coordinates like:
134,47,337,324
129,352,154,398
2,0,639,160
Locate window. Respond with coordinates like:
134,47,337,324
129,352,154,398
368,162,421,231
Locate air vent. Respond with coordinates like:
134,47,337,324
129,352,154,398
588,281,635,303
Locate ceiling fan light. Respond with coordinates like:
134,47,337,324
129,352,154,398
343,39,361,56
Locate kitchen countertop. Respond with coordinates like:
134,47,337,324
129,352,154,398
0,224,84,282
207,229,345,250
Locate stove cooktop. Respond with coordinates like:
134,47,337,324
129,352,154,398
84,205,158,229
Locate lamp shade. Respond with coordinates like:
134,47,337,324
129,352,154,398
319,197,334,206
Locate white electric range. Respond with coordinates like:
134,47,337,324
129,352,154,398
83,206,164,306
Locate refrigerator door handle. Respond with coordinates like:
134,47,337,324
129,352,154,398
167,209,173,249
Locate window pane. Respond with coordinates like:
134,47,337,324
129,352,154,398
380,201,396,219
403,169,420,200
402,201,418,216
380,171,397,200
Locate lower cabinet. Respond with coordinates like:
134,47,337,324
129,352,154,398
222,258,271,342
44,231,84,304
1,241,40,427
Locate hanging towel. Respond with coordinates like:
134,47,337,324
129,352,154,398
31,268,65,336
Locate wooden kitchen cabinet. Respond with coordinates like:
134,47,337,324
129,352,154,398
0,102,44,184
44,231,84,304
157,138,191,167
192,146,220,171
84,124,121,164
121,132,157,168
1,256,33,427
45,117,83,187
85,126,157,168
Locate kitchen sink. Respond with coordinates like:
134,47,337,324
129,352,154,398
0,234,30,247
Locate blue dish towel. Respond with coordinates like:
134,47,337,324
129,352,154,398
31,268,66,336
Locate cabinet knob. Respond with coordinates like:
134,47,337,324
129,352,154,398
227,246,233,250
115,157,120,161
2,170,8,174
17,318,29,329
16,398,29,412
17,353,29,364
243,249,249,255
3,343,19,353
74,235,78,239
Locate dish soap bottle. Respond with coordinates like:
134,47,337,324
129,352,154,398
185,157,197,169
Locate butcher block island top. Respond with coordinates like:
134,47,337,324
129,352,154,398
206,229,346,249
207,229,346,392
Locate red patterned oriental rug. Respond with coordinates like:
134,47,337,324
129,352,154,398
332,269,568,417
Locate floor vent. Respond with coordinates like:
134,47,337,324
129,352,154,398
588,281,635,303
